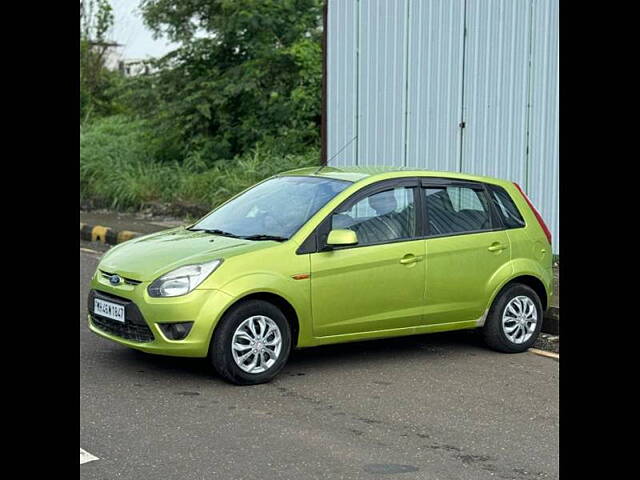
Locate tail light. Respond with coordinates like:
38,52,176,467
513,182,552,245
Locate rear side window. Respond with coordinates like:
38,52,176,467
487,185,525,229
424,186,492,235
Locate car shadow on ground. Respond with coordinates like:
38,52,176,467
289,329,485,366
112,329,487,382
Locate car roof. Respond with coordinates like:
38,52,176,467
280,165,510,186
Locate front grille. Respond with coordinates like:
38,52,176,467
88,289,154,343
91,314,155,343
99,270,142,285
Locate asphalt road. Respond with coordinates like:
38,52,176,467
80,246,559,480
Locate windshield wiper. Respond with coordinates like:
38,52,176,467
188,228,286,241
188,227,241,238
242,234,289,242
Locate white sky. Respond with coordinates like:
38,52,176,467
110,0,178,59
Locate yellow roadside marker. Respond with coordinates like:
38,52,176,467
91,226,111,243
528,348,559,360
117,230,138,243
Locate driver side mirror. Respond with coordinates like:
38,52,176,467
326,229,358,247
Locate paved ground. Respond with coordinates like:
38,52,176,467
80,246,558,480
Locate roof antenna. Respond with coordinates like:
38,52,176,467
314,135,358,174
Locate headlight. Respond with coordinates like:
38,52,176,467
147,260,223,297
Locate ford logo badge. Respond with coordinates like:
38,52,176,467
109,274,121,285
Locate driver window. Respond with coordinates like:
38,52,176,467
331,187,416,246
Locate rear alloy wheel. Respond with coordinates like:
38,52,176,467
501,296,537,345
210,299,291,385
483,283,543,353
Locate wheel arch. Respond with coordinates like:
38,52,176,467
212,291,301,348
489,274,548,313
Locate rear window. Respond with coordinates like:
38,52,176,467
424,186,492,235
487,185,525,229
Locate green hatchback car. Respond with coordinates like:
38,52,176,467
88,167,553,385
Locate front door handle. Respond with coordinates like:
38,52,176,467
487,242,508,252
400,254,423,265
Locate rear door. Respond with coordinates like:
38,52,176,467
421,179,513,325
309,179,426,337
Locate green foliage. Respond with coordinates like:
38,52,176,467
80,0,123,122
80,116,319,211
80,0,114,41
116,0,323,163
80,1,325,212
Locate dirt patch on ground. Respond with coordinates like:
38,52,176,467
533,333,559,354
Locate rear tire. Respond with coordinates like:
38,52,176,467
483,283,543,353
210,299,291,385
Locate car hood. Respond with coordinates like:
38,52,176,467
98,227,275,281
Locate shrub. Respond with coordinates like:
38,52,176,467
80,116,320,212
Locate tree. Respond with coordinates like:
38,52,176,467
127,0,323,162
80,0,120,121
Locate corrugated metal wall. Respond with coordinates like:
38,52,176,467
327,0,358,164
527,0,559,252
460,0,531,185
406,0,465,171
326,0,559,251
358,0,408,166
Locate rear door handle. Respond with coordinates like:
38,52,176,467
400,254,423,264
487,243,508,252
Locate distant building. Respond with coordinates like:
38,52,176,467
86,40,123,71
104,48,124,71
118,58,154,77
85,40,154,77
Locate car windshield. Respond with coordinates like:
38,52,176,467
191,176,352,240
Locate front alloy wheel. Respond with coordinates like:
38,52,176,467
210,299,291,385
231,316,282,374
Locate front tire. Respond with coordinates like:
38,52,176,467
210,299,292,385
483,283,543,353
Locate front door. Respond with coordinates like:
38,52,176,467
310,181,426,337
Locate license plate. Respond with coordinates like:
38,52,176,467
94,298,125,323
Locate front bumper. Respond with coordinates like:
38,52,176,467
87,273,233,357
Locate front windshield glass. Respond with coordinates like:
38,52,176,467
192,176,352,239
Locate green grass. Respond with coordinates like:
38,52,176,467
80,116,320,211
